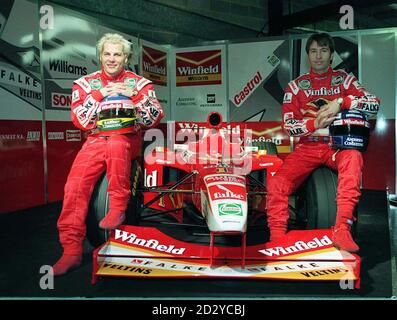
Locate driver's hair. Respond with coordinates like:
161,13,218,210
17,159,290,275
97,33,132,59
305,33,335,54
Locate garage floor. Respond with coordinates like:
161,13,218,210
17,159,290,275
0,190,395,299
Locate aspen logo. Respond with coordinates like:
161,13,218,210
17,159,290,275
259,236,333,257
114,229,186,254
142,46,167,86
66,130,81,142
233,71,263,106
176,50,222,86
52,93,72,108
218,203,243,216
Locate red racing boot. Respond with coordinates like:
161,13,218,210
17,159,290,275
332,223,359,253
99,210,126,230
52,254,82,276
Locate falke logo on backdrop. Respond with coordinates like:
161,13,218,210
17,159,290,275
259,235,333,257
49,59,87,76
114,229,186,254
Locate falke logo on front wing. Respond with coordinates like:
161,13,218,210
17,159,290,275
259,235,332,256
114,229,186,254
212,185,244,200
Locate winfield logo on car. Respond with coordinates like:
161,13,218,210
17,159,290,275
114,229,186,254
259,235,332,256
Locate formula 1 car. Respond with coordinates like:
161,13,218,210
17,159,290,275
87,112,360,287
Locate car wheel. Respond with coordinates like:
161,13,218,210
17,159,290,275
295,166,338,229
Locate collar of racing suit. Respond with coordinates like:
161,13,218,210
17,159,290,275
99,67,126,82
309,66,333,80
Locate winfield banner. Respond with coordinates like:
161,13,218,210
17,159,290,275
171,45,227,122
140,40,170,122
175,49,222,87
142,45,167,86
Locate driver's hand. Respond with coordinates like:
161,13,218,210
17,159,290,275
106,83,136,98
317,99,341,119
99,83,137,98
314,112,336,129
314,99,341,129
99,82,122,98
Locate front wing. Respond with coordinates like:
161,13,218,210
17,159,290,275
92,225,360,287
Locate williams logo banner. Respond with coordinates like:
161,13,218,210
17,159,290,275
176,50,222,87
142,46,167,86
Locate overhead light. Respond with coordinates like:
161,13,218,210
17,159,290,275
389,4,397,10
375,115,387,134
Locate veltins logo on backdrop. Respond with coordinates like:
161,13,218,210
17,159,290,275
142,46,167,86
176,50,222,87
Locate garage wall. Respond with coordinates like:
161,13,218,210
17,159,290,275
360,32,396,193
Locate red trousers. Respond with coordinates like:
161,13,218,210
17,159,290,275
266,143,363,233
57,133,141,254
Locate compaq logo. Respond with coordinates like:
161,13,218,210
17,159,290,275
114,229,186,254
259,236,332,256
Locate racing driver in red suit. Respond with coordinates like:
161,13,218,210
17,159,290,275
266,33,380,252
52,33,163,275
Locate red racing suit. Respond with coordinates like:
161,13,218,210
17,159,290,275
266,67,379,234
57,68,163,255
